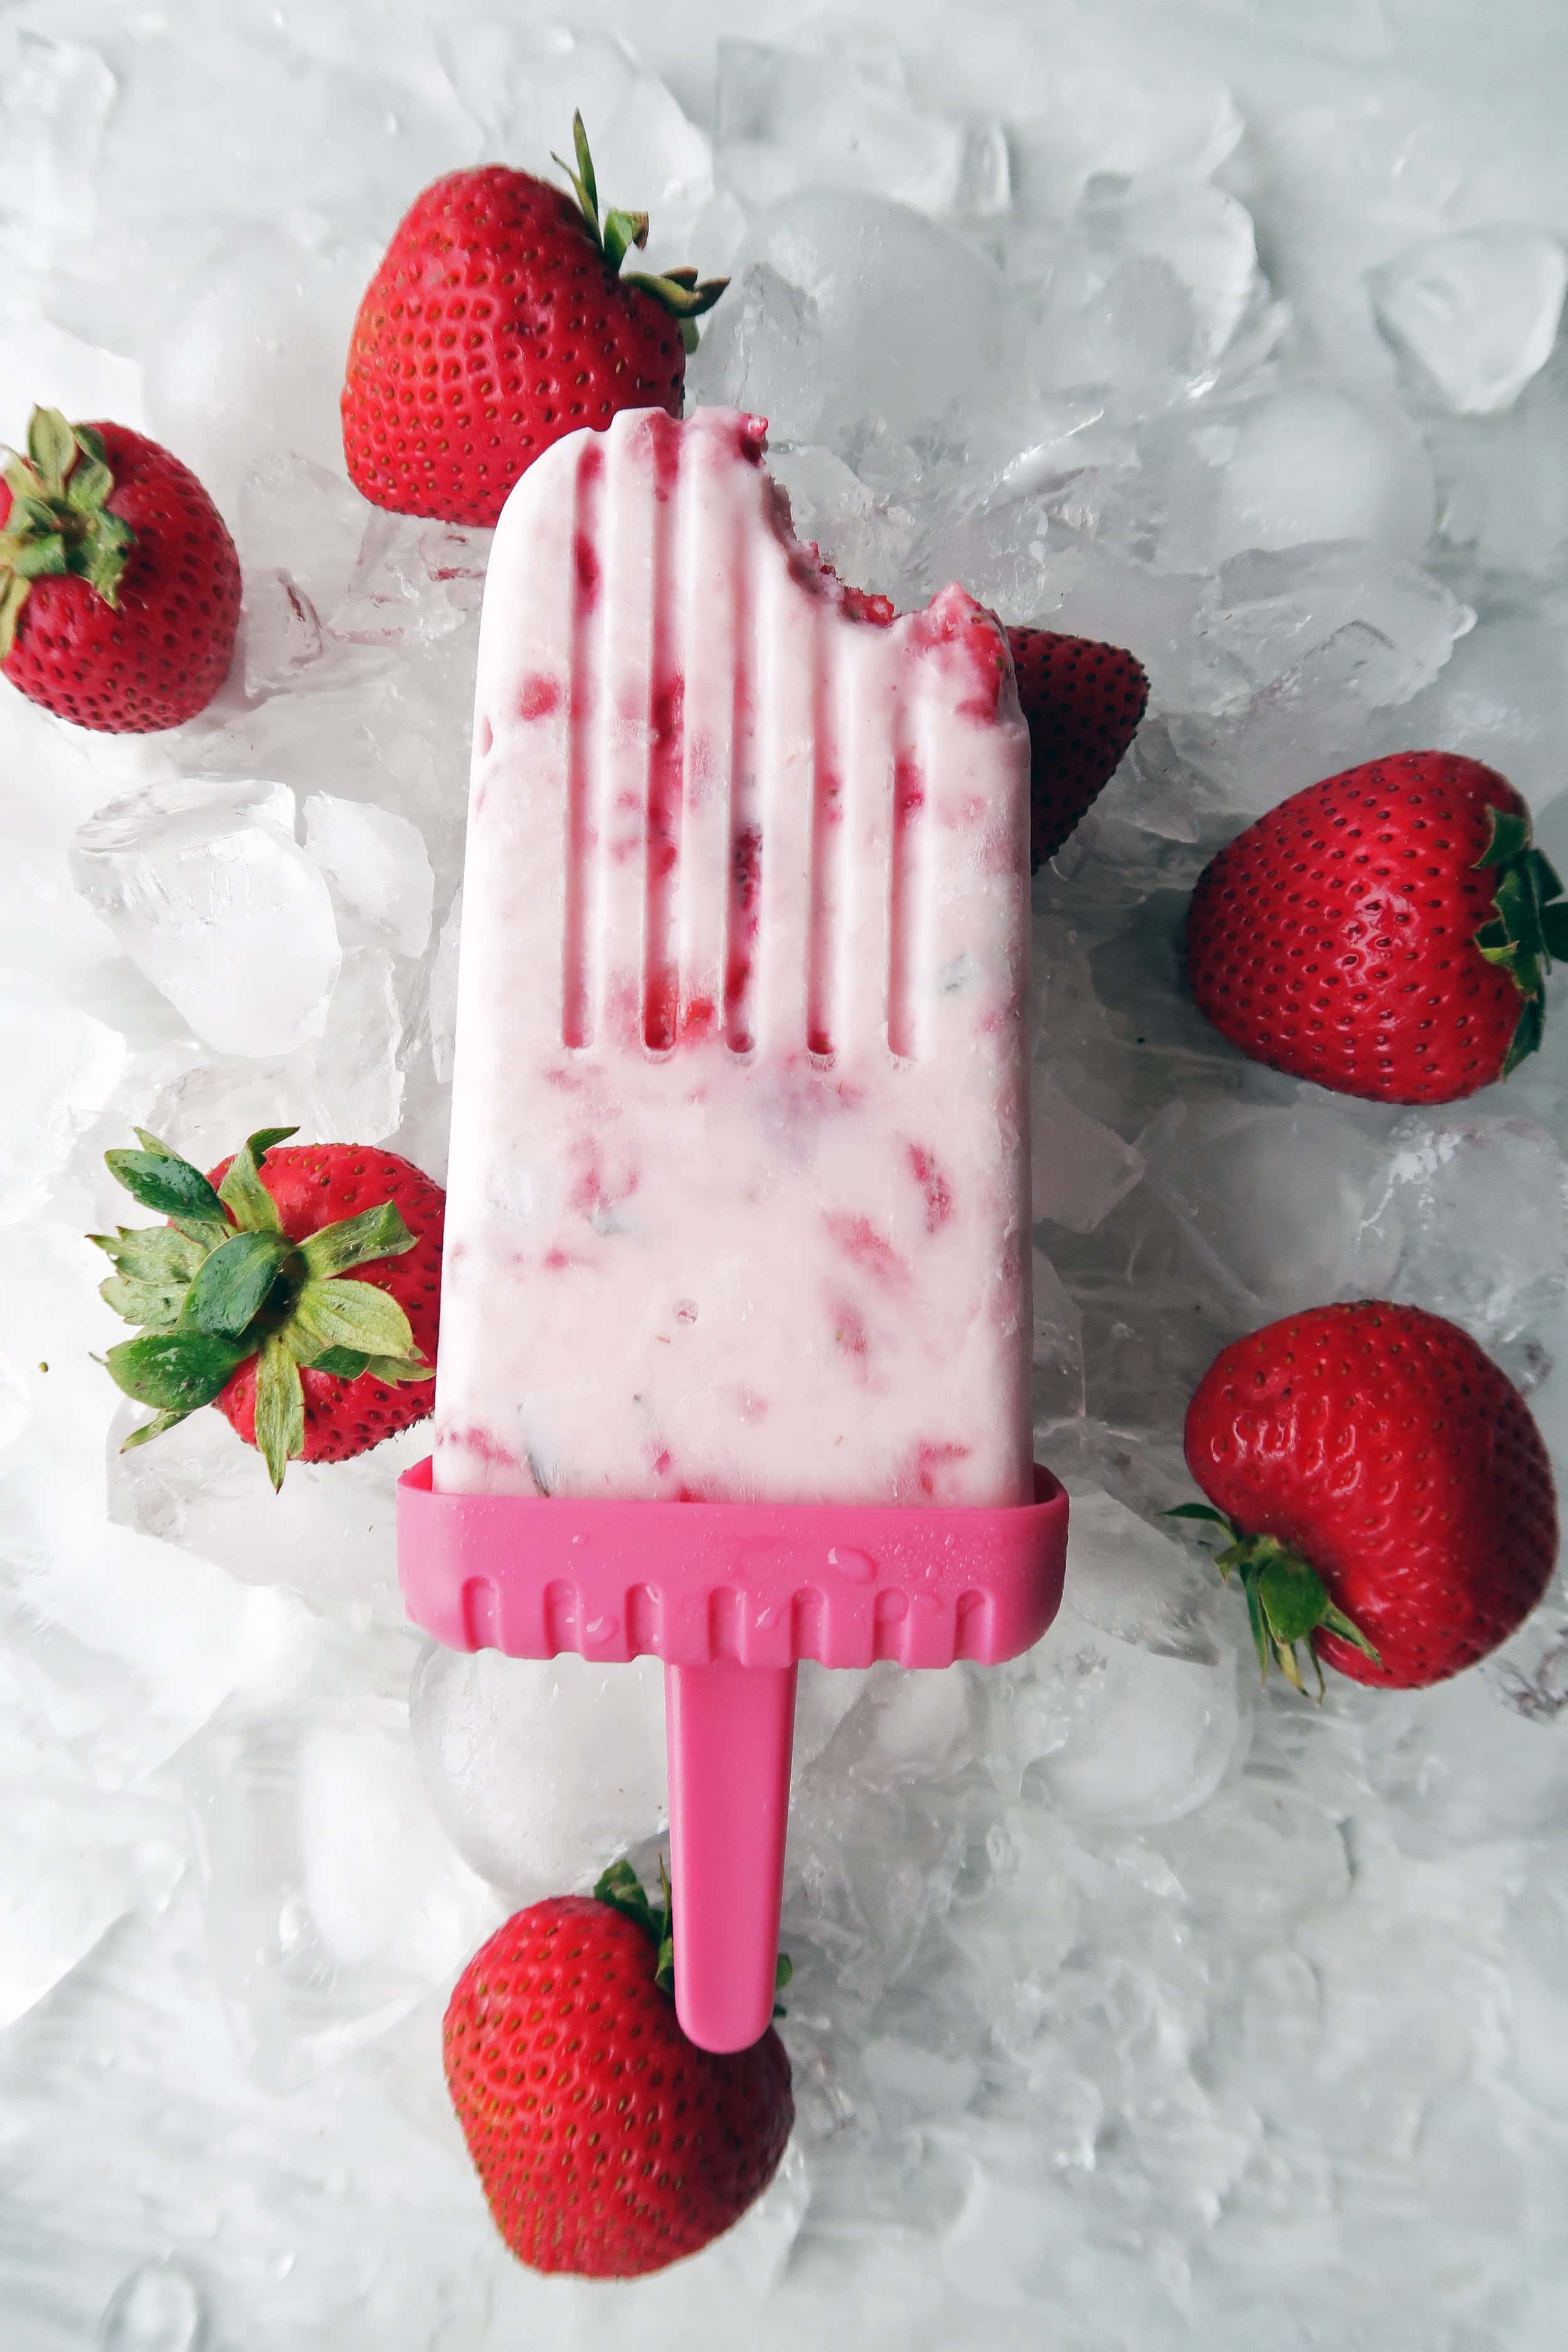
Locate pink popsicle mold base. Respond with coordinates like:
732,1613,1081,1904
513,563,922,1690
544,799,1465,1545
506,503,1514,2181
398,1459,1069,2052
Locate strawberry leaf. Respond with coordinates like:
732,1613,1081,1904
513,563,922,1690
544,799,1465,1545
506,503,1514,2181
88,1225,204,1283
105,1329,246,1412
1476,806,1533,868
1168,1502,1379,1697
100,1271,189,1330
601,208,649,270
105,1140,229,1243
297,1200,415,1279
120,1407,193,1453
181,1229,293,1340
216,1126,297,1232
291,1274,423,1363
27,406,76,487
253,1332,305,1491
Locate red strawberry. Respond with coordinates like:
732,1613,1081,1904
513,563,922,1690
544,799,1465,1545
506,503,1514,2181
443,1860,793,2279
342,113,726,527
1006,625,1149,868
1177,1302,1557,1692
0,406,239,732
1186,751,1567,1103
92,1125,443,1488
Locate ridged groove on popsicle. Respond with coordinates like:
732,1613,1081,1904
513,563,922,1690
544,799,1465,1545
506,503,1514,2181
561,437,605,1049
642,413,684,1051
887,686,924,1060
806,602,844,1059
723,455,760,1054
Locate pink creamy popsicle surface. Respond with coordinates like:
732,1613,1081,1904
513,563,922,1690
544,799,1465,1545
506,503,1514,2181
435,406,1032,1510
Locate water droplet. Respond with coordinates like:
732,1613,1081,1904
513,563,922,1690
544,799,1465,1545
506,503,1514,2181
827,1546,877,1583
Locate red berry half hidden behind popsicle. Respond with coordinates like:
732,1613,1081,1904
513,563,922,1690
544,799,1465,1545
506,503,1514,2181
1186,751,1567,1103
91,1126,443,1488
1175,1301,1557,1693
0,406,240,731
342,112,728,527
444,1858,793,2279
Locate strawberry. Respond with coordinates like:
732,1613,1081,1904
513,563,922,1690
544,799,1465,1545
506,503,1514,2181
1185,751,1567,1103
0,406,240,732
443,1860,793,2279
1176,1302,1557,1692
342,114,726,527
91,1126,443,1488
1007,625,1150,868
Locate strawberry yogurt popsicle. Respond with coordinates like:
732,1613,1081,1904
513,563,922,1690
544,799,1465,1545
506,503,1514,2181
435,405,1033,1513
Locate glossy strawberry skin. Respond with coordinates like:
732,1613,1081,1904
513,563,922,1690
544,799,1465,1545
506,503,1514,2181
1187,752,1532,1104
1005,625,1149,869
342,166,686,527
205,1144,443,1466
1185,1303,1557,1689
443,1898,793,2279
0,423,239,731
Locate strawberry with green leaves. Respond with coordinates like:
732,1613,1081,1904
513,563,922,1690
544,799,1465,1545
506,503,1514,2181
92,1127,443,1487
444,1857,793,2279
342,112,726,527
1,405,240,732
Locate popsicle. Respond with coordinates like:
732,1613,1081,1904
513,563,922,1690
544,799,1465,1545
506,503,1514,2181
401,404,1067,2048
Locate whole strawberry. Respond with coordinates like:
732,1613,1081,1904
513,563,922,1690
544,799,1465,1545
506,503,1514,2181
92,1126,443,1487
343,114,726,527
1,406,239,731
1187,751,1567,1103
1177,1302,1557,1692
444,1861,793,2279
1006,625,1149,868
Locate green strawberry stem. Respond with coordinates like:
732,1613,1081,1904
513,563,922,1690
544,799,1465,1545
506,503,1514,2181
551,110,728,355
1165,1503,1380,1699
0,406,137,661
593,1857,792,2016
1474,801,1568,1077
92,1124,433,1490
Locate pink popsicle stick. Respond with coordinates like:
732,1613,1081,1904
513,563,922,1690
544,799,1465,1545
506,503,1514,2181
665,1661,797,2052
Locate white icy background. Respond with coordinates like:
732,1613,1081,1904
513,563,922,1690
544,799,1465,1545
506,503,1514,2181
4,0,1568,2344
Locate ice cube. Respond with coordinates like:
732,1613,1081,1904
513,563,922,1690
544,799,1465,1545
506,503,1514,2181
0,970,126,1226
437,22,714,272
1209,386,1436,562
109,1402,425,1619
0,32,116,251
71,776,341,1060
0,1782,181,2030
1010,1490,1243,1830
731,193,1004,440
1031,1072,1145,1233
425,887,462,1088
716,38,1008,220
98,2259,203,2352
302,946,405,1147
408,1645,670,1903
303,797,434,959
683,262,827,448
1370,227,1568,416
1140,1101,1405,1316
1384,1115,1568,1344
1380,602,1568,813
239,569,327,701
1032,1248,1086,1433
140,220,380,519
236,452,367,618
1009,65,1242,217
0,309,146,450
1504,1869,1568,2117
182,1667,500,2091
768,445,914,600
